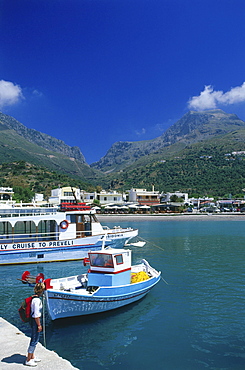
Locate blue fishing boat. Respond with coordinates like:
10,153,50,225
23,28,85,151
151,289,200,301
41,247,161,320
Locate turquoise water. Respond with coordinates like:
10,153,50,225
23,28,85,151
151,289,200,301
1,219,245,369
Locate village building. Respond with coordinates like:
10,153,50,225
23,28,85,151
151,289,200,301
0,187,14,205
128,187,160,206
188,197,214,209
49,186,83,205
96,190,124,205
160,191,188,203
83,192,96,203
49,187,124,207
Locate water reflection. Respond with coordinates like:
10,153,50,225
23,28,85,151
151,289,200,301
46,296,161,368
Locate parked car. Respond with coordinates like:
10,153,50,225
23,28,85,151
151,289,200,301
221,207,231,212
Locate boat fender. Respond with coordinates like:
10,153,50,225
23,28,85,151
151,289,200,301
36,273,45,283
60,220,69,229
83,257,90,266
44,278,53,289
21,271,31,282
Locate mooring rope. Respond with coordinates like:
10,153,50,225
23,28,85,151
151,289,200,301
136,235,165,252
160,276,169,285
132,236,169,284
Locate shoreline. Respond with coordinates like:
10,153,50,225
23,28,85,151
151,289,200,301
97,213,245,221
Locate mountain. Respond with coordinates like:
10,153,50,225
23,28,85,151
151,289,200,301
98,126,245,197
91,110,245,172
0,112,98,182
0,112,86,163
2,109,245,198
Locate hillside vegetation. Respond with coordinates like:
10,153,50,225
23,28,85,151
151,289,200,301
0,112,85,162
0,161,96,202
102,132,245,198
0,114,100,182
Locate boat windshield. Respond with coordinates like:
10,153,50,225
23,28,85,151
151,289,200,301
90,253,114,268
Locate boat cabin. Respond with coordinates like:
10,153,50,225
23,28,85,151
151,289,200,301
0,207,104,244
87,248,132,287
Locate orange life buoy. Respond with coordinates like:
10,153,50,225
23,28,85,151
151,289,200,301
60,220,69,229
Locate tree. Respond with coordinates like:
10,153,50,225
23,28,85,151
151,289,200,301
170,194,184,203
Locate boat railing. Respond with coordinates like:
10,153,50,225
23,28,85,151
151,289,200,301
102,225,133,232
0,231,59,243
102,226,110,230
0,207,58,218
141,259,159,276
0,228,99,243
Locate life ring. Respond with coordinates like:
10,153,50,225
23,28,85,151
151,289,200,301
60,220,69,229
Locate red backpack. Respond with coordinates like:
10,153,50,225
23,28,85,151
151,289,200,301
18,295,37,323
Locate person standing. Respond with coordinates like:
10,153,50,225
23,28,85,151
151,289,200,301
25,282,45,367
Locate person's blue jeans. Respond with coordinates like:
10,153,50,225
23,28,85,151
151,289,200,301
27,318,40,354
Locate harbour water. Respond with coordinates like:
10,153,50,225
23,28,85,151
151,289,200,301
1,217,245,369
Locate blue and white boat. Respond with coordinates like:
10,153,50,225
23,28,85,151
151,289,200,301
0,205,138,265
43,247,161,320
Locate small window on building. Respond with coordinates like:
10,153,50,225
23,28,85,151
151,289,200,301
103,197,107,201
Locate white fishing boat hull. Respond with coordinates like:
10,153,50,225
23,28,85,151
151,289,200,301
45,260,161,320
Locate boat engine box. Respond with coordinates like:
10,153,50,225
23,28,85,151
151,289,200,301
88,270,131,287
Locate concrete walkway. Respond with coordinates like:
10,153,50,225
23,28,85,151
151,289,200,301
0,318,79,369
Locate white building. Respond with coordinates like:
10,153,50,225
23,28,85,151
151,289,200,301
49,187,124,206
49,187,83,205
32,193,44,203
188,197,214,209
96,190,123,205
160,191,189,203
128,188,160,205
83,190,124,205
83,192,96,203
0,187,14,202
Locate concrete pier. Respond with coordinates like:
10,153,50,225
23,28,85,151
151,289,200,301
0,317,79,369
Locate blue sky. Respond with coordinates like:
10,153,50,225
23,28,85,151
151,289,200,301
1,0,245,164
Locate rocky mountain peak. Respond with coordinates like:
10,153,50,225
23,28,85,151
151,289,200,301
91,109,245,172
0,112,86,163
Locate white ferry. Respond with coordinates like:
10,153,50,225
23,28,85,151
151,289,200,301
0,204,138,265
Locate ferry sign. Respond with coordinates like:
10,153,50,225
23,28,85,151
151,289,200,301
0,240,74,250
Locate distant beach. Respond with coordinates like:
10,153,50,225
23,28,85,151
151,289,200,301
97,213,245,221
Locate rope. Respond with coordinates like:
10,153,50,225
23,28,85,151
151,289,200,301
137,235,165,252
160,276,169,285
132,236,169,284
